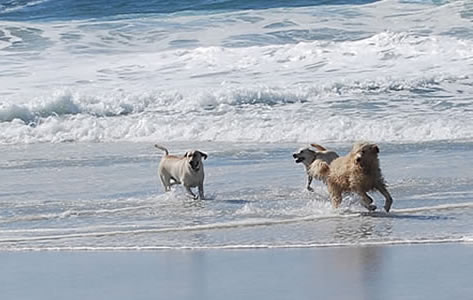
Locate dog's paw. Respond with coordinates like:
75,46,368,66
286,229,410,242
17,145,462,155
367,204,377,212
184,193,198,200
307,186,314,192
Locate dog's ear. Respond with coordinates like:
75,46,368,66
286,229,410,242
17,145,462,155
198,151,208,160
184,151,190,158
355,155,362,164
372,144,379,153
310,143,327,151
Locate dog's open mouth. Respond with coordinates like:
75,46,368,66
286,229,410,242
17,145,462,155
293,155,304,163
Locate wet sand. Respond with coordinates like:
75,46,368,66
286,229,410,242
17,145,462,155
2,243,472,300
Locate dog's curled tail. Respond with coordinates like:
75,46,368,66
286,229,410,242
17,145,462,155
154,144,169,155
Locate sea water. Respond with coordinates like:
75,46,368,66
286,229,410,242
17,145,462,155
0,0,472,250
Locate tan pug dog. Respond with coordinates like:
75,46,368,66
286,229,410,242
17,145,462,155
293,143,339,191
312,142,393,212
155,144,208,199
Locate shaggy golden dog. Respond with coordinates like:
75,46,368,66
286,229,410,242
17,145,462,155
312,142,393,212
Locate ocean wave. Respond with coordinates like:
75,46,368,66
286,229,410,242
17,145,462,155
1,114,471,144
0,0,378,21
0,0,52,14
0,80,472,144
0,72,459,124
0,90,150,124
0,213,355,243
1,202,472,244
0,112,471,145
1,27,473,144
0,204,154,224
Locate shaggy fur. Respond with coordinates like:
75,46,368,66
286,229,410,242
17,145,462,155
313,142,393,212
293,143,339,191
155,144,208,199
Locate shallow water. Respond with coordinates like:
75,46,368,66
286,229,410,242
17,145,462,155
1,142,472,250
1,0,473,250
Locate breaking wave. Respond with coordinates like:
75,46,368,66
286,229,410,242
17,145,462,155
1,70,472,145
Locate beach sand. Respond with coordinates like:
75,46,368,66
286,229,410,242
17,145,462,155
2,244,472,300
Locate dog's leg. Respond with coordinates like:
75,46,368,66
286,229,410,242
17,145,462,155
198,183,205,200
184,186,197,200
360,192,377,211
160,175,171,192
328,185,343,208
306,175,314,192
331,192,342,209
375,182,393,212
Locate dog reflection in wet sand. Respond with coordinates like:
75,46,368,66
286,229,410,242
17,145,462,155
292,143,339,191
311,142,393,212
155,144,208,200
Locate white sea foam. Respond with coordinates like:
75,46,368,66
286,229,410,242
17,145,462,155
392,202,473,213
2,237,472,252
1,2,472,145
0,0,52,14
0,204,154,224
0,78,472,144
2,202,472,244
0,214,355,243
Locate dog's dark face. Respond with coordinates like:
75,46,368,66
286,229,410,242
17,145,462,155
185,150,208,171
353,143,379,165
292,148,317,165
